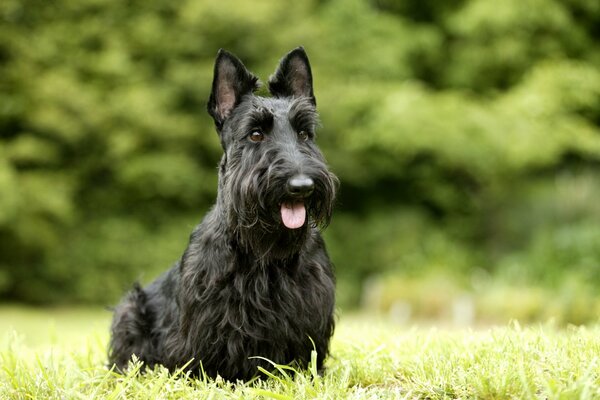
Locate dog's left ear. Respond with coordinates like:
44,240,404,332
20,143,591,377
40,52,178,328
268,47,315,105
207,49,260,130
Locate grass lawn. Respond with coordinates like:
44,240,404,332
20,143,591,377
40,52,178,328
1,305,600,399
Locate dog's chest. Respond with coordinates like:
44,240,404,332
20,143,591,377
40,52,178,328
210,261,325,338
232,267,305,316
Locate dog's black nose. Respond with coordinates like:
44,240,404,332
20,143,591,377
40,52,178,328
287,174,314,198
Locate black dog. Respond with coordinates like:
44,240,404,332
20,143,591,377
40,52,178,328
109,47,338,381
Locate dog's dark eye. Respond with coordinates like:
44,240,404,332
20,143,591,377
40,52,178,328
249,131,264,142
298,131,309,141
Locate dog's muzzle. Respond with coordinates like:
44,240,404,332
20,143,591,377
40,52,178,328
280,174,314,229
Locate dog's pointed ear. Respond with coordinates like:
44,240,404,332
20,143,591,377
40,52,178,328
268,47,315,105
207,49,260,130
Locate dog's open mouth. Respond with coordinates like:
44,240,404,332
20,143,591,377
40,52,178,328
280,201,306,229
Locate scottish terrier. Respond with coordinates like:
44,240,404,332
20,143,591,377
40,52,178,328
108,47,338,381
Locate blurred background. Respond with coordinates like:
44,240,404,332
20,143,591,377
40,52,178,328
1,0,599,326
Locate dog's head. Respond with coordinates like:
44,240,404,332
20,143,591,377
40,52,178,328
207,48,337,256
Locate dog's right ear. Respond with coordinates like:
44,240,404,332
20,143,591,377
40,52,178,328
207,49,259,130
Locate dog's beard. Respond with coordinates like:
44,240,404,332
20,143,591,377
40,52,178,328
227,171,336,262
232,177,336,231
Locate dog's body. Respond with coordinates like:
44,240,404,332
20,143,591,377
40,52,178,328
109,48,338,381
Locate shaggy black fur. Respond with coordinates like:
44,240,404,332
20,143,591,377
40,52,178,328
108,47,338,382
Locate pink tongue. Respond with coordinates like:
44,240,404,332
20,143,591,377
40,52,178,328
280,202,306,229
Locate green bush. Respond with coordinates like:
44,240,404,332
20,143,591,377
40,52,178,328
0,0,599,306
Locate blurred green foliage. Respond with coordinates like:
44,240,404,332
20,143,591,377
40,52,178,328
0,0,599,306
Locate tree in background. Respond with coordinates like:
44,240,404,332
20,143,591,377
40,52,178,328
0,0,599,306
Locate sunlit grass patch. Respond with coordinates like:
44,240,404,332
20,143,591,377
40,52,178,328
333,317,600,399
2,307,600,399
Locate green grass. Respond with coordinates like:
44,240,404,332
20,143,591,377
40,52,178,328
2,306,600,399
